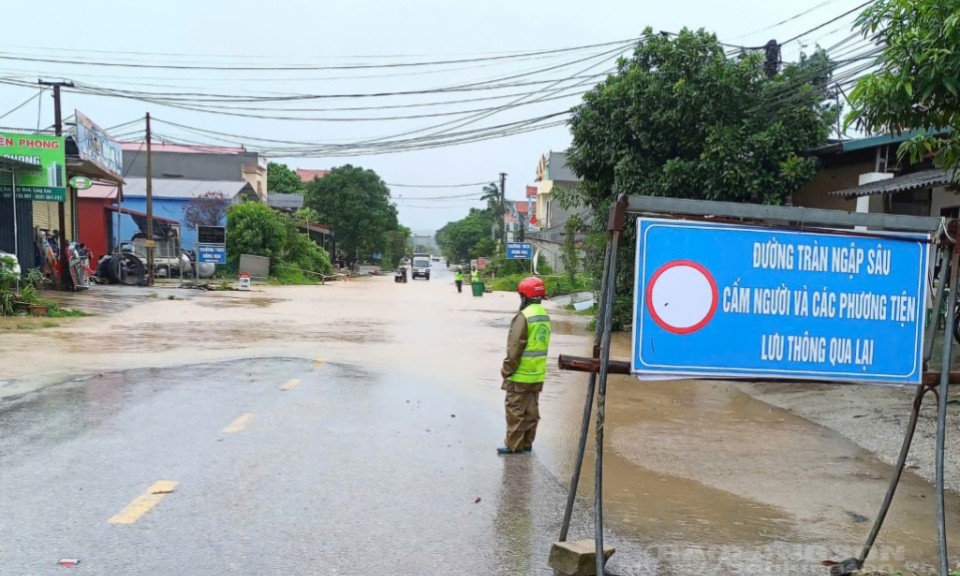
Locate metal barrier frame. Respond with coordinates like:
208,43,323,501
556,194,956,576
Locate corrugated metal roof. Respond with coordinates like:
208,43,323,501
267,193,304,210
120,178,256,200
827,169,952,197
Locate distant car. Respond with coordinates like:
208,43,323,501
0,250,21,275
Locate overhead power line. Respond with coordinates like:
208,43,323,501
388,182,491,189
0,88,43,121
0,38,640,71
780,0,876,45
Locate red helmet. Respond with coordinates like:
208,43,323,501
517,276,546,299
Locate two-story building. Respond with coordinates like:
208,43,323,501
530,151,588,273
122,143,268,201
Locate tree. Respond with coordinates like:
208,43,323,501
182,191,229,230
481,183,504,246
226,202,288,269
267,162,305,195
383,225,411,269
845,0,960,177
561,213,582,284
435,208,495,263
563,28,836,329
304,165,398,262
226,201,332,277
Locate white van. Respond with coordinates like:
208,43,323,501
411,253,431,280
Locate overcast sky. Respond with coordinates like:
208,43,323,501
0,0,865,235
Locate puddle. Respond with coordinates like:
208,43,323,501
6,272,960,573
542,331,960,573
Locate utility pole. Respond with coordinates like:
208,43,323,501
145,113,155,285
38,80,74,291
499,172,507,246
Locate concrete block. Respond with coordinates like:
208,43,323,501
548,539,615,576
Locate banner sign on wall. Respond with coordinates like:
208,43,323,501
0,132,67,202
75,110,123,181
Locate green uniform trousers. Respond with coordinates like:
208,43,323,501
503,381,542,451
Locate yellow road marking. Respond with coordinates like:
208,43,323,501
280,378,300,391
108,480,178,525
313,359,326,366
223,412,256,433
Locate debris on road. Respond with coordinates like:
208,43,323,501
57,559,79,568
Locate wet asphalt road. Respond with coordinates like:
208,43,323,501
0,355,652,575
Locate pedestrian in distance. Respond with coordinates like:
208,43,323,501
471,267,480,284
455,267,464,293
498,276,550,455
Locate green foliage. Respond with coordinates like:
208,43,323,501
19,284,39,304
226,201,332,282
268,263,321,285
435,208,496,262
480,183,505,244
845,0,960,177
565,29,836,330
0,290,12,316
488,274,591,297
267,162,305,195
382,225,411,270
47,305,89,318
0,256,17,316
561,213,583,284
25,268,44,290
305,165,399,260
284,228,332,276
227,202,288,266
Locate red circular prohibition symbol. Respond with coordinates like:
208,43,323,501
645,259,718,335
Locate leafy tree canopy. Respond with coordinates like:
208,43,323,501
845,0,960,176
304,165,398,260
226,202,288,266
435,208,495,263
562,28,837,329
226,201,331,277
267,162,305,195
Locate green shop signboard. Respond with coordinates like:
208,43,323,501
0,132,67,202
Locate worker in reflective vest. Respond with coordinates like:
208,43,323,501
455,267,464,293
471,267,480,283
498,276,550,455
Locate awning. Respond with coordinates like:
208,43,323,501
828,169,953,198
106,206,179,239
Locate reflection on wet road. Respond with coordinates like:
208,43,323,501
1,263,958,574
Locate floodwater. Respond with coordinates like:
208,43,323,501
3,266,960,573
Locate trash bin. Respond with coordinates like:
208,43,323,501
471,281,485,297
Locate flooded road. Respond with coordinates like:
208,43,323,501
1,263,958,574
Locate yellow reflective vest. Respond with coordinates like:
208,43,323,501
471,270,480,282
509,302,551,384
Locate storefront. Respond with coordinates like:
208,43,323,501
0,133,67,272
